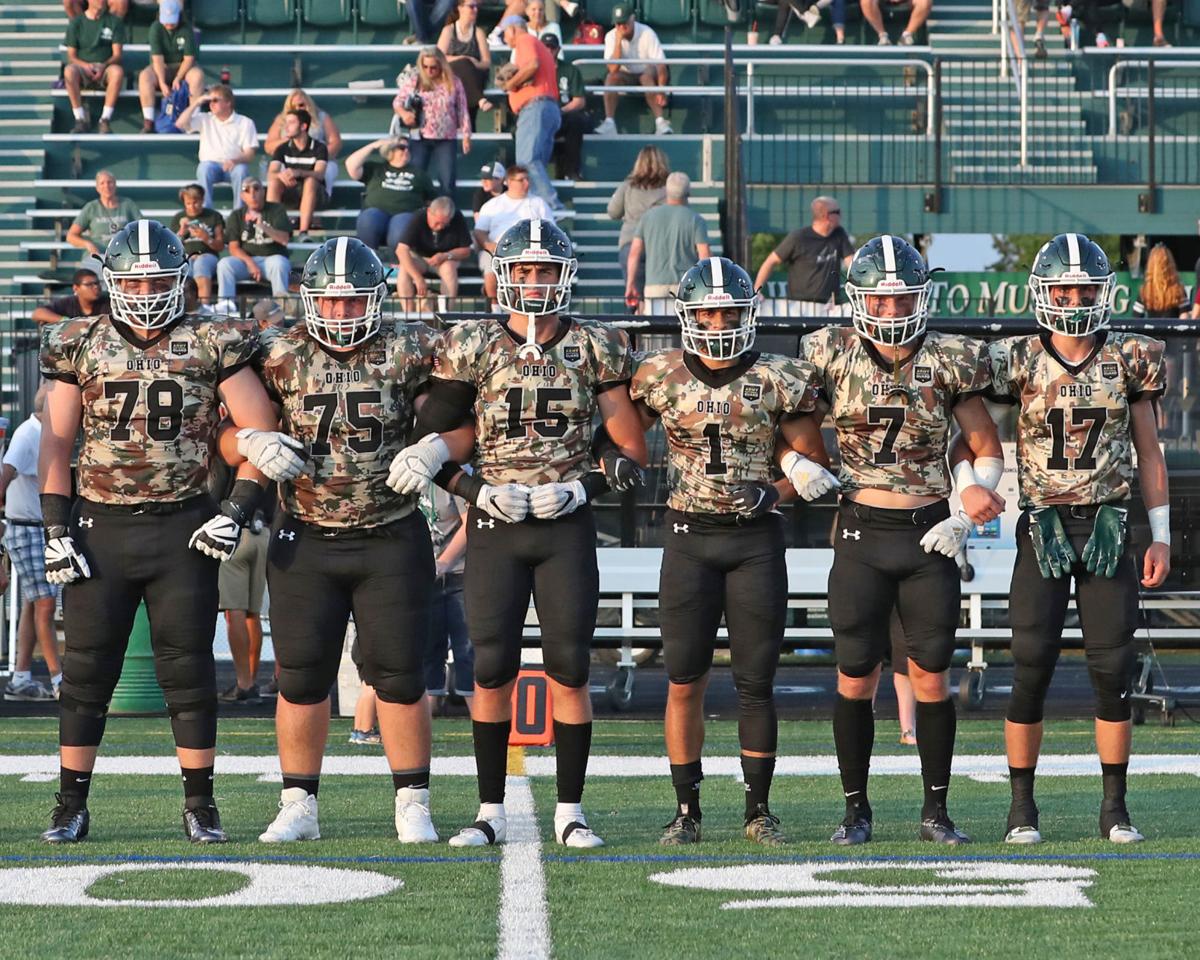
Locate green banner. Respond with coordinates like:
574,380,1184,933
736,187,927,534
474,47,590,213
926,272,1195,318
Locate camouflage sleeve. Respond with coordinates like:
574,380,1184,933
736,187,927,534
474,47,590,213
40,318,88,385
432,320,484,387
214,318,260,382
773,357,821,417
403,322,438,402
1124,334,1167,402
797,328,834,401
937,334,991,404
984,337,1020,405
629,351,664,416
586,321,633,392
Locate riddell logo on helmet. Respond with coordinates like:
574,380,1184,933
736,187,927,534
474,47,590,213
325,282,355,294
523,248,550,257
702,292,733,303
132,260,158,271
876,279,906,291
1059,271,1092,282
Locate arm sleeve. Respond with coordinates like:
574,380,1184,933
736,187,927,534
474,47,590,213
588,323,633,391
943,335,991,403
778,359,821,417
1126,335,1167,402
414,378,478,435
773,231,797,264
628,352,661,412
984,338,1019,404
694,213,709,245
397,211,422,248
217,319,260,381
149,24,165,57
837,228,854,259
40,320,83,385
267,205,291,232
71,202,91,232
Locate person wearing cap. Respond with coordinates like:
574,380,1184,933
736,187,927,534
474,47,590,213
170,183,225,304
176,84,260,209
473,162,505,213
473,164,553,303
540,29,588,182
137,0,204,134
215,178,292,309
346,137,439,252
597,4,671,137
499,16,564,211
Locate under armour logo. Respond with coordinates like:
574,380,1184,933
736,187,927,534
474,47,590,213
477,518,496,529
673,523,689,534
78,517,94,529
841,528,861,540
277,529,296,541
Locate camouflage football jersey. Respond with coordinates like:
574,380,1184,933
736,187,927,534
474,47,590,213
631,349,820,514
987,331,1166,508
800,327,991,498
41,314,257,504
433,317,632,485
259,321,436,529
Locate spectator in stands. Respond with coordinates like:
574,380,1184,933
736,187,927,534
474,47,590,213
64,0,128,17
1148,0,1172,47
408,0,459,44
473,164,553,302
394,47,472,199
753,196,853,313
524,0,551,36
169,183,224,304
607,145,668,303
395,197,473,309
439,0,494,126
347,137,438,252
267,108,328,242
625,171,710,310
0,384,63,702
540,30,588,182
177,84,259,210
1013,0,1052,59
63,0,127,135
499,16,564,210
1132,244,1190,319
264,90,343,200
66,169,141,280
596,5,671,137
490,0,579,39
138,0,203,133
770,0,847,46
473,161,505,213
32,268,109,324
862,0,931,44
215,178,291,310
420,477,472,718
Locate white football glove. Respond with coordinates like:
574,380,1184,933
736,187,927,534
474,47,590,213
188,514,243,562
387,433,451,495
529,480,588,520
235,428,307,482
477,483,532,523
44,535,91,585
781,450,840,502
919,513,973,558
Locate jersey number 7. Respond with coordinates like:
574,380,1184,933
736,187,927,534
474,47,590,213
868,406,906,466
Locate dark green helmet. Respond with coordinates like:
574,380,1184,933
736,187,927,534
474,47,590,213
493,217,577,317
300,236,387,349
844,235,931,347
1028,233,1115,337
103,219,188,330
674,256,759,360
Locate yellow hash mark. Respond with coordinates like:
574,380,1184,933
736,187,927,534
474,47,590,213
507,744,526,776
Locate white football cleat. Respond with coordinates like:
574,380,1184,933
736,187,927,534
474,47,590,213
1004,825,1043,844
258,788,320,843
1107,822,1145,844
555,804,605,848
448,804,507,847
395,787,439,844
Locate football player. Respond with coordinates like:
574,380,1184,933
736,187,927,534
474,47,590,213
981,233,1169,844
249,237,473,845
388,218,647,848
38,219,286,844
627,257,834,846
794,235,1005,846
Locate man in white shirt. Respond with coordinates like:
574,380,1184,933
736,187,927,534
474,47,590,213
0,385,62,701
472,164,553,302
176,84,259,209
596,3,672,136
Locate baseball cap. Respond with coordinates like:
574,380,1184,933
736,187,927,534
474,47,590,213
481,162,505,180
159,0,183,25
612,2,633,23
540,23,563,46
498,14,527,29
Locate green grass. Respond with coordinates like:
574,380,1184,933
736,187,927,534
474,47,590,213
0,718,1196,959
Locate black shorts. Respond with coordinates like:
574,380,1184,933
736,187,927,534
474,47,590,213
267,510,434,705
827,499,961,678
464,504,599,689
659,510,787,688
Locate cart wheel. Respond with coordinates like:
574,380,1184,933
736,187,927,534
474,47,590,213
607,666,635,712
958,670,985,711
1131,703,1146,726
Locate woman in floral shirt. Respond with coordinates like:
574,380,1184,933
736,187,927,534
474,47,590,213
394,47,472,198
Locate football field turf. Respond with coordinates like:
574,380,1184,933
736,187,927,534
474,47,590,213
0,717,1196,959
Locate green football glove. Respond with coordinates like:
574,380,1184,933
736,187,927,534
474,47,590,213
1028,507,1076,579
1081,504,1128,578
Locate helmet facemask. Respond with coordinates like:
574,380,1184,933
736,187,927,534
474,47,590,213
302,280,386,350
494,254,577,318
677,295,759,360
847,279,931,347
104,264,187,331
1029,272,1115,337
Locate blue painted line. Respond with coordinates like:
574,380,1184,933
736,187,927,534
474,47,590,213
543,851,1200,864
0,852,497,866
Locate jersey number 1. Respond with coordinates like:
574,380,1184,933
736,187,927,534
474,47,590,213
1047,406,1107,471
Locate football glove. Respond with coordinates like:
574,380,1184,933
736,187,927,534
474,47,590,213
236,428,307,482
1082,504,1127,578
44,534,90,585
477,483,532,523
1029,507,1077,579
781,450,840,502
387,433,451,495
730,482,780,519
919,513,973,558
529,480,588,520
602,453,644,493
189,514,243,562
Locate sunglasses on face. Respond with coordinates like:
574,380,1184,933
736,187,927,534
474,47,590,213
77,280,100,288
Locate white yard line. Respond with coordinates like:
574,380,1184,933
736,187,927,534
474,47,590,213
497,775,551,960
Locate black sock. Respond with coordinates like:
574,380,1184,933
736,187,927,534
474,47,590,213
180,765,215,801
741,755,776,820
916,698,956,819
1100,761,1128,809
60,767,92,803
670,759,703,819
553,720,592,804
1009,766,1036,806
473,719,511,804
392,768,430,792
282,774,320,798
833,694,874,810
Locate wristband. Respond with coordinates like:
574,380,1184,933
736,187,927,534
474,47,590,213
974,457,1004,491
222,478,265,527
454,470,486,505
1148,504,1170,546
579,471,609,501
40,493,72,534
951,458,979,491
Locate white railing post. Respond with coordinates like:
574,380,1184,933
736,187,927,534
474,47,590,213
745,60,755,137
1020,57,1029,167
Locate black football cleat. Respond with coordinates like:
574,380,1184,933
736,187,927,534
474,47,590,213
183,798,229,844
1100,804,1144,844
831,809,872,846
921,806,971,845
659,813,702,846
1004,801,1042,844
744,805,787,846
42,793,90,844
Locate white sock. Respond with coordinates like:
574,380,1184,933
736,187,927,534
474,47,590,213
478,802,505,821
555,802,583,822
816,0,833,8
51,673,63,688
142,107,155,120
100,106,114,121
73,107,87,121
11,670,31,686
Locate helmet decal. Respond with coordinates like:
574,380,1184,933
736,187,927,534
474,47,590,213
104,219,188,331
